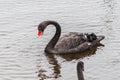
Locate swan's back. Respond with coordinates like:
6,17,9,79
55,32,87,50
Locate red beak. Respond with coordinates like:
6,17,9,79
37,30,42,37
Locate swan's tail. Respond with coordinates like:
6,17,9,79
97,35,105,41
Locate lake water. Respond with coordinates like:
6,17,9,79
0,0,120,80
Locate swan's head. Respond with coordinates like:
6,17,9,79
38,22,47,37
77,61,84,71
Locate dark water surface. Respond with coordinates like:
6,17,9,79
0,0,120,80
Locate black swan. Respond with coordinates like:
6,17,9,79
77,61,84,80
38,20,105,54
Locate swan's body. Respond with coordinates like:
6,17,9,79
77,61,84,80
38,20,105,54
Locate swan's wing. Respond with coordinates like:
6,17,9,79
54,42,92,54
55,32,86,49
59,32,83,41
54,36,104,54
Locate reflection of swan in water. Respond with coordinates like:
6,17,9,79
38,20,105,54
37,44,104,79
37,53,61,79
77,61,84,80
45,53,61,78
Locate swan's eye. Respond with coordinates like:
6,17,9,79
38,24,44,31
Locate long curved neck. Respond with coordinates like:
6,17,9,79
44,21,61,52
77,64,84,80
